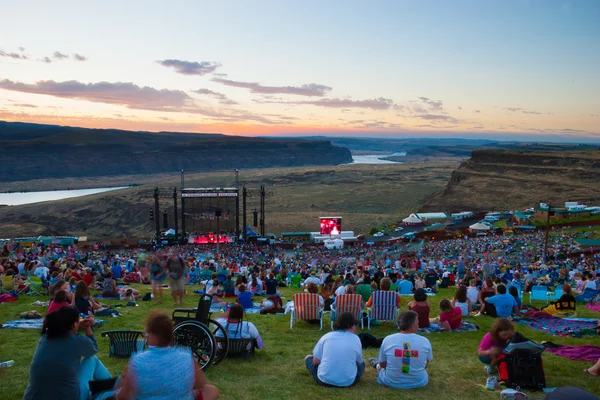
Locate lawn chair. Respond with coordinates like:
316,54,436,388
289,274,303,288
1,276,15,294
367,291,399,330
331,294,364,330
227,338,257,359
507,284,524,301
290,293,324,330
529,285,549,304
27,277,45,296
548,286,563,302
101,330,146,358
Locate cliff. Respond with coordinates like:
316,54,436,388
421,149,600,212
0,121,352,182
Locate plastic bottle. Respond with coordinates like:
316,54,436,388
0,360,14,368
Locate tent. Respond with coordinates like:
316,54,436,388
333,238,344,249
469,222,491,231
402,214,423,225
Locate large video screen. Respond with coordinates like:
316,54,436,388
320,217,342,235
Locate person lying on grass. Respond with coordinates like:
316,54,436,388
478,318,515,375
116,311,219,400
304,312,365,387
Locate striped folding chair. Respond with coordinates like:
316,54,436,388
331,294,364,330
367,290,399,330
290,293,324,330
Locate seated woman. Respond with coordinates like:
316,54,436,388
436,299,463,331
408,288,431,328
214,303,264,350
249,274,263,296
451,286,472,317
101,272,119,298
72,281,103,315
48,289,71,314
50,279,73,303
222,275,236,297
116,312,218,400
24,306,118,400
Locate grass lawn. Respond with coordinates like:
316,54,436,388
492,220,507,229
1,286,600,399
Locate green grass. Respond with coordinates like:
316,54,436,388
492,220,507,228
551,226,600,239
1,286,599,399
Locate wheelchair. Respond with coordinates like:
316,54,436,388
172,294,229,371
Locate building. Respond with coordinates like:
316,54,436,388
451,211,474,220
414,212,453,226
513,211,532,226
534,203,591,221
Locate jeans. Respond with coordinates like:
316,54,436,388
78,356,114,400
305,356,365,387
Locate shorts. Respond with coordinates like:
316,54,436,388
169,277,186,292
478,355,492,364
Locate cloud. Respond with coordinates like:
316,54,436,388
157,59,221,76
457,106,462,110
212,72,228,77
212,77,331,97
12,103,38,108
521,110,542,115
53,51,69,60
416,114,459,124
18,47,25,52
474,109,481,113
40,57,52,63
0,50,28,60
504,107,523,112
191,88,238,105
415,124,458,129
591,114,600,117
505,107,545,115
417,96,444,111
0,78,276,124
290,97,394,110
73,53,88,61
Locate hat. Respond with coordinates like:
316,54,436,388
310,270,316,276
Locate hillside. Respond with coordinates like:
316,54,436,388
0,163,457,238
421,149,600,212
0,121,352,182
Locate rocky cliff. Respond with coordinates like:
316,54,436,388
421,149,600,212
0,121,352,182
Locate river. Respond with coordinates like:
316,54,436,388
0,187,129,206
350,152,406,164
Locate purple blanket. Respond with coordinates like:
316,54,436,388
546,344,600,362
585,302,600,312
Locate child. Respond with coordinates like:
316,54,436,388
438,298,463,331
467,280,480,305
72,280,103,315
47,289,70,314
452,286,472,317
237,284,253,310
478,318,515,374
508,286,522,310
407,288,431,328
414,274,426,290
120,288,135,302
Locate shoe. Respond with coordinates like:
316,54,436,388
484,365,494,375
474,312,482,317
368,358,378,369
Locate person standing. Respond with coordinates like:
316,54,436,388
369,310,433,389
166,249,186,306
304,312,365,387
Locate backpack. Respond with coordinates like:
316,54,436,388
498,333,546,390
167,257,185,280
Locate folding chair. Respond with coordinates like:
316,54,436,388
530,285,549,304
0,276,15,294
290,293,324,330
331,294,364,330
27,277,45,296
227,338,257,359
367,291,399,330
547,286,563,302
101,330,147,358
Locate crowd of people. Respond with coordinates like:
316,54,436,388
1,227,600,398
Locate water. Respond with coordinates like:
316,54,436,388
0,187,129,206
350,152,406,164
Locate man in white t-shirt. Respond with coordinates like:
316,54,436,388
305,312,365,387
369,310,433,389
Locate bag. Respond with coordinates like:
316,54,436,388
505,332,545,355
168,257,184,280
498,351,546,390
142,292,152,302
500,389,528,400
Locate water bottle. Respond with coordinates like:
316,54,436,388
0,360,14,368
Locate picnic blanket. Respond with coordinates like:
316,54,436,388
585,302,600,312
545,344,600,362
94,295,120,300
418,321,479,334
1,318,106,329
209,303,264,315
399,292,437,297
517,316,598,337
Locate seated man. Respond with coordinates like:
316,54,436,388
304,312,365,387
369,310,433,389
477,284,518,318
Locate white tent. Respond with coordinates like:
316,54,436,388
333,238,344,249
402,214,423,225
469,222,491,231
324,239,336,249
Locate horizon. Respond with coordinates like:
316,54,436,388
1,0,599,142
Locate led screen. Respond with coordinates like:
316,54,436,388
320,217,342,235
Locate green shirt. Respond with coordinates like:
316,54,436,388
356,284,372,303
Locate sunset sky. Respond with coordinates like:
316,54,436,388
1,0,599,142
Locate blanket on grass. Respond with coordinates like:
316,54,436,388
418,321,479,334
516,316,598,337
209,303,264,314
545,344,600,362
1,318,106,329
585,302,600,312
94,295,120,300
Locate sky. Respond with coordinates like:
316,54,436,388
1,0,599,142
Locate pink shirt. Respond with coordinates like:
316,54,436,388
440,306,462,330
47,301,70,314
478,332,507,352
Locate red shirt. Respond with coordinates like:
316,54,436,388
440,306,463,330
48,300,70,314
83,274,94,286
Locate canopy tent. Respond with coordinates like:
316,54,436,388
469,222,491,231
402,214,423,225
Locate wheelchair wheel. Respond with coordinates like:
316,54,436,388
173,321,216,371
207,318,229,365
